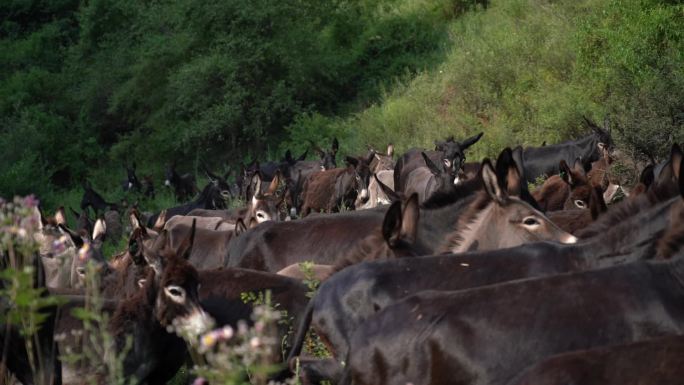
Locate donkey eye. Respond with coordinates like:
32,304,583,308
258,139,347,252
575,200,587,209
165,285,186,300
522,217,540,227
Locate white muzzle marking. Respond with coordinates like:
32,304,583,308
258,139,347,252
562,234,578,244
453,176,461,185
174,308,215,339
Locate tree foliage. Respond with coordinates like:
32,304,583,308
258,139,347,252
0,0,682,207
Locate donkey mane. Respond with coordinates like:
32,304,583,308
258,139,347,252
438,192,492,253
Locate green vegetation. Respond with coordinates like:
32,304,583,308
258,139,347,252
1,0,682,209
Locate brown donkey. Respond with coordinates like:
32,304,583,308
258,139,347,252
110,220,214,384
532,158,592,211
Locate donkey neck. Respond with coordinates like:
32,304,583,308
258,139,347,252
572,134,600,163
447,202,498,254
581,197,677,267
417,194,477,253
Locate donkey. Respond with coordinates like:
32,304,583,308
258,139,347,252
508,335,684,385
165,161,198,202
356,171,397,210
283,138,341,214
402,152,457,204
110,220,214,385
367,144,395,173
122,162,142,193
299,156,372,217
522,117,615,183
202,163,234,200
81,181,117,215
547,185,607,234
146,182,229,227
532,158,592,211
394,132,483,192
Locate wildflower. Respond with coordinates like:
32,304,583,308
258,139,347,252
250,336,260,349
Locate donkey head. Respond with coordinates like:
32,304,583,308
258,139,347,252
559,158,592,210
345,156,373,207
421,152,457,189
123,162,142,192
584,116,615,155
165,162,179,188
434,132,483,176
203,164,233,200
443,151,577,254
143,220,214,338
73,217,108,286
368,144,395,172
248,171,283,223
315,137,339,171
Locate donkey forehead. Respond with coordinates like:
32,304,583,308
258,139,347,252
162,265,199,287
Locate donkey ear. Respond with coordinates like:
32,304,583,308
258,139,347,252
679,154,684,200
297,149,308,161
178,219,196,260
386,144,394,157
55,207,67,226
251,172,263,198
129,209,141,229
267,171,281,195
671,143,682,181
421,152,442,176
481,159,506,203
382,200,403,247
284,150,293,163
511,146,527,186
375,174,400,202
590,185,607,220
640,164,655,188
461,132,484,150
234,218,247,236
153,210,167,232
331,137,339,154
434,140,445,151
399,194,419,245
495,148,514,190
506,161,522,197
657,144,681,185
92,218,107,241
559,160,573,186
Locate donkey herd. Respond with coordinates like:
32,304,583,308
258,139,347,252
5,118,684,385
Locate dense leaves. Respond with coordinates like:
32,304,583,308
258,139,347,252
0,0,682,207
